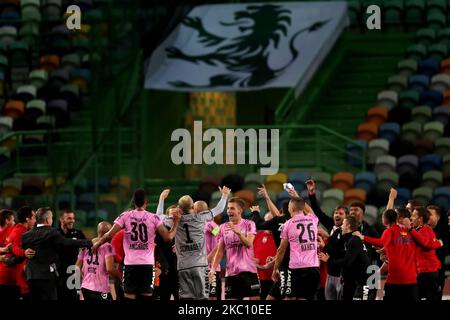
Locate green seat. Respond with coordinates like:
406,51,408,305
17,85,36,99
8,41,29,67
427,10,447,29
61,53,81,69
21,0,40,9
19,22,39,46
73,37,90,55
405,0,426,24
29,69,48,88
26,99,46,115
437,27,450,44
399,90,420,108
422,170,443,189
368,138,390,165
387,74,408,92
434,137,450,156
411,105,432,124
428,43,447,61
322,188,344,210
0,26,17,45
42,0,62,21
428,0,447,14
431,74,450,92
423,121,444,141
406,44,427,61
21,6,42,23
401,121,423,143
416,28,436,45
412,186,433,205
60,84,80,98
384,0,403,25
376,172,399,191
397,59,418,76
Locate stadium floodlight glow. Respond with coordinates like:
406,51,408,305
171,121,279,175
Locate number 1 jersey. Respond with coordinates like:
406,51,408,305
281,213,319,269
114,210,163,266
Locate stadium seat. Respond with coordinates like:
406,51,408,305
42,0,62,21
0,26,17,45
244,173,264,193
387,74,408,92
332,172,355,191
344,188,367,205
432,186,450,211
376,171,399,192
379,122,400,143
431,74,450,93
405,0,426,25
345,140,367,167
398,90,419,109
29,69,48,89
420,90,443,108
47,99,70,128
441,59,450,74
367,107,388,126
310,172,332,192
422,121,444,141
0,116,13,134
412,105,432,124
322,188,344,210
357,122,379,142
265,173,287,194
19,22,39,46
427,44,447,61
40,54,60,72
420,153,442,173
437,27,450,43
368,138,390,165
408,74,430,92
377,90,398,110
354,171,376,193
434,137,450,156
36,115,56,130
288,172,309,192
406,44,427,61
433,106,450,125
412,186,433,206
60,84,80,110
61,53,81,69
396,187,411,207
422,170,443,189
3,100,25,119
16,85,36,102
427,10,446,29
374,155,397,174
49,68,70,87
70,68,91,94
56,192,72,209
77,192,96,212
1,177,22,196
21,4,41,24
398,59,417,77
415,28,436,45
401,121,422,143
397,154,419,175
98,194,119,216
25,99,46,119
443,154,450,173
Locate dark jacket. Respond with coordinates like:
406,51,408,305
358,221,380,265
308,193,334,232
22,225,92,280
433,216,449,271
57,227,86,276
328,233,370,289
324,226,345,277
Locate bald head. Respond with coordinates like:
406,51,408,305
178,195,194,213
194,201,208,213
97,221,112,237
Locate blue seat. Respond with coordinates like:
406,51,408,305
379,122,401,143
346,140,367,166
417,59,440,77
288,172,309,192
76,192,96,212
396,188,411,207
419,154,442,173
276,190,291,208
420,90,443,108
432,186,450,211
408,74,430,92
354,172,376,193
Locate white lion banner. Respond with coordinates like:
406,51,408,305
144,2,348,96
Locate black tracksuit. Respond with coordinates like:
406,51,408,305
433,217,449,299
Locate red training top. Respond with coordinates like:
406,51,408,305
410,225,441,274
254,231,276,281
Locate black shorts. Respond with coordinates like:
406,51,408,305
268,267,288,299
208,270,222,299
286,267,320,300
225,272,260,300
81,288,112,301
123,265,155,295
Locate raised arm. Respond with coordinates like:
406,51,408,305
156,189,170,217
157,208,181,242
354,228,391,248
386,188,397,210
210,186,231,217
93,224,121,251
258,184,281,217
410,228,443,249
305,180,333,231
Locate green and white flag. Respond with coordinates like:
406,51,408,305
145,2,348,96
